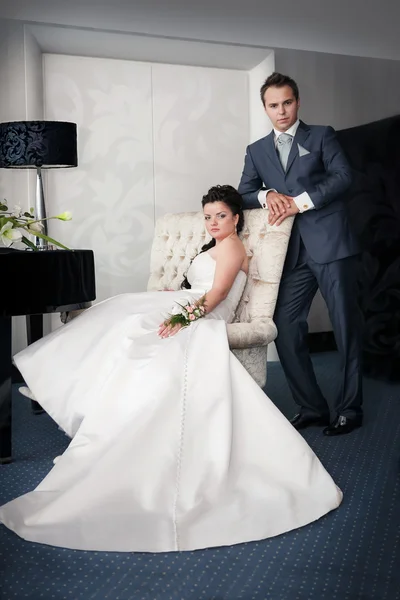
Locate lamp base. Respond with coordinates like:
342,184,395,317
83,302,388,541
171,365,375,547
35,167,48,249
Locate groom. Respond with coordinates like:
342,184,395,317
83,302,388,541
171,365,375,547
238,72,362,436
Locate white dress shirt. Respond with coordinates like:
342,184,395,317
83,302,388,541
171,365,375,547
257,119,315,213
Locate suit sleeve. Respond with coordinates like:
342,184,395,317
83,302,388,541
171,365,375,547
238,146,266,209
306,126,352,209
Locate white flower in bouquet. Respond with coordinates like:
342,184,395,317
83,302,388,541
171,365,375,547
0,199,71,250
55,211,72,221
170,303,183,316
0,221,23,247
27,221,44,233
11,205,23,217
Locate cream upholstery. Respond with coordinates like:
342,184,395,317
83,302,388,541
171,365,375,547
148,209,294,387
64,209,293,387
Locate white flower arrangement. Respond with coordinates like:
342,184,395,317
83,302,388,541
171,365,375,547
0,200,72,250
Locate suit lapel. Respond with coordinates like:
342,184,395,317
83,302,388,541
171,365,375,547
285,120,311,175
261,131,285,176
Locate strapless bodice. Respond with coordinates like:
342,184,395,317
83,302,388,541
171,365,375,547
186,252,247,323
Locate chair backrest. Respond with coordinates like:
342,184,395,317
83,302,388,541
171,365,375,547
148,209,293,329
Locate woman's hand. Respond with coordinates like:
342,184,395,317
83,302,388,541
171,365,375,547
158,320,184,338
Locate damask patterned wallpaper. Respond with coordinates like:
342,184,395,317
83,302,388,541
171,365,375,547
0,21,45,354
43,54,249,302
151,64,249,218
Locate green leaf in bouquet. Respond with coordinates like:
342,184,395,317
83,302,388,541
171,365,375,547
0,216,10,228
169,314,188,327
30,230,70,250
21,235,38,250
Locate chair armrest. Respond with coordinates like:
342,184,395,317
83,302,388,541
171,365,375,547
227,319,277,350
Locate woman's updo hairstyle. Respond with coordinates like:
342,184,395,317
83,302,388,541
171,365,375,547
181,185,244,289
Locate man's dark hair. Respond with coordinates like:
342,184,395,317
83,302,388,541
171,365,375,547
260,72,299,105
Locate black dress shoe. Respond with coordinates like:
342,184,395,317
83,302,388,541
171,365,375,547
323,415,362,436
290,413,330,430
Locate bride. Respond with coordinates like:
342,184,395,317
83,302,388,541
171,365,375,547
0,185,342,553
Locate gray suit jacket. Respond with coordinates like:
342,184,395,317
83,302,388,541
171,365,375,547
238,120,359,267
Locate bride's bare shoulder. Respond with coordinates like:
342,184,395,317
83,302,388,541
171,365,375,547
213,237,247,272
217,236,246,258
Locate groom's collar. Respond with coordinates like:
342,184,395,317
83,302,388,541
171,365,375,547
271,119,311,140
273,119,300,140
262,120,311,176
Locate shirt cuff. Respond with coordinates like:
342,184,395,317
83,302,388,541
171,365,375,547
293,192,315,213
258,189,277,209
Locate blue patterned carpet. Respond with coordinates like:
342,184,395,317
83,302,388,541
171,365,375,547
1,353,400,600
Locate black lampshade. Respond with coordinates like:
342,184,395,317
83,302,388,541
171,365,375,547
0,120,78,169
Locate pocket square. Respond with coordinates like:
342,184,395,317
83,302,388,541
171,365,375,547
297,144,310,157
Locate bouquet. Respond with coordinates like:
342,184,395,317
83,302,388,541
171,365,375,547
0,200,72,250
168,296,207,328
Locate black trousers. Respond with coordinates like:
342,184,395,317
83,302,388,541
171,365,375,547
274,241,363,420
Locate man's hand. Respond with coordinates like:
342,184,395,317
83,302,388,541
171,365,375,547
265,191,292,224
268,195,299,226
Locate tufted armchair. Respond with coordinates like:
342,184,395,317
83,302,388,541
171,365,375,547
147,209,294,387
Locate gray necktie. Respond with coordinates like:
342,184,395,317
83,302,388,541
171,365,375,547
276,133,293,171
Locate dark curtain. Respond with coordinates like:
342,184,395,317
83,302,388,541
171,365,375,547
338,115,400,381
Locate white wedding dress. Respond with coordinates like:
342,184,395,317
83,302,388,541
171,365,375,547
0,252,342,552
